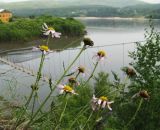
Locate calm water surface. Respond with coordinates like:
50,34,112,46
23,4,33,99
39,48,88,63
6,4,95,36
0,18,160,102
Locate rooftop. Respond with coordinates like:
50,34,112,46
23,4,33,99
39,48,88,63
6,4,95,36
0,9,11,13
0,9,5,12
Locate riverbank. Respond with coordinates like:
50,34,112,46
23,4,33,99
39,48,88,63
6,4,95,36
0,16,85,43
75,17,153,20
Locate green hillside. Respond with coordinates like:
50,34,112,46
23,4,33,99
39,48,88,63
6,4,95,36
0,0,145,9
0,0,160,18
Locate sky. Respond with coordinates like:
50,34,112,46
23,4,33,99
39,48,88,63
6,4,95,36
1,0,160,3
141,0,160,3
0,0,30,2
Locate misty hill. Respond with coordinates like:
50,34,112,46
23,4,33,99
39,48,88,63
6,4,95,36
0,0,146,10
0,0,160,18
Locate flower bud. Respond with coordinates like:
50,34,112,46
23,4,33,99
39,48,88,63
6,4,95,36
68,77,77,84
83,37,94,46
139,90,150,99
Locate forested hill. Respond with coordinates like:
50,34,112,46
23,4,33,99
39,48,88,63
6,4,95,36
0,0,145,9
4,5,160,19
0,0,160,18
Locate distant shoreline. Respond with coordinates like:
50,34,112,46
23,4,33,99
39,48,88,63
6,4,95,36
74,17,157,20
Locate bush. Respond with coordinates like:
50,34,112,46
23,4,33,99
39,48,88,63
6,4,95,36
0,16,85,42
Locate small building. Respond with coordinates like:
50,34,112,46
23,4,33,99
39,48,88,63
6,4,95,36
0,9,12,23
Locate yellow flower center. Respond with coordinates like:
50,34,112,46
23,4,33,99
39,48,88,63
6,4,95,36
63,85,73,92
48,27,55,31
97,50,106,57
78,67,85,73
39,45,49,51
99,96,108,101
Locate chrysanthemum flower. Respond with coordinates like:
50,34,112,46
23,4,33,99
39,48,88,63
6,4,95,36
132,90,150,100
42,23,61,38
93,50,106,62
91,95,114,111
33,45,52,54
83,37,94,47
57,84,78,95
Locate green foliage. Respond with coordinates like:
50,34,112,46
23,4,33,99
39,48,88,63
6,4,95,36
108,20,160,130
94,72,112,97
0,20,3,24
129,20,160,90
0,16,85,42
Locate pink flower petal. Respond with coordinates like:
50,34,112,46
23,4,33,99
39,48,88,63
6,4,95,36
43,23,48,29
57,84,64,89
107,104,112,111
54,32,61,38
43,31,50,36
98,99,102,105
59,89,64,94
102,101,107,108
32,47,39,51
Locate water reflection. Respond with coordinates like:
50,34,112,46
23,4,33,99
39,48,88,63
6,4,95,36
0,37,82,63
78,18,160,30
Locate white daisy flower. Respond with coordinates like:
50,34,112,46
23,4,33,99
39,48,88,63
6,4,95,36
32,45,53,54
93,50,106,62
57,84,78,95
42,23,61,38
91,95,114,111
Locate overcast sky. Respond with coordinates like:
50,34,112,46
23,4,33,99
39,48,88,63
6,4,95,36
0,0,30,2
141,0,160,3
1,0,160,3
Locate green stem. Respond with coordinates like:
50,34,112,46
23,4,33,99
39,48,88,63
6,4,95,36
125,98,143,128
25,53,45,107
14,53,45,128
92,109,101,129
28,46,85,126
69,105,89,129
46,34,51,46
34,53,45,87
75,72,80,79
25,90,34,107
82,111,93,129
83,61,99,86
55,98,68,130
31,92,37,119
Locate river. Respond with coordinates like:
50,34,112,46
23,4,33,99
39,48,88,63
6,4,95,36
0,18,160,102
